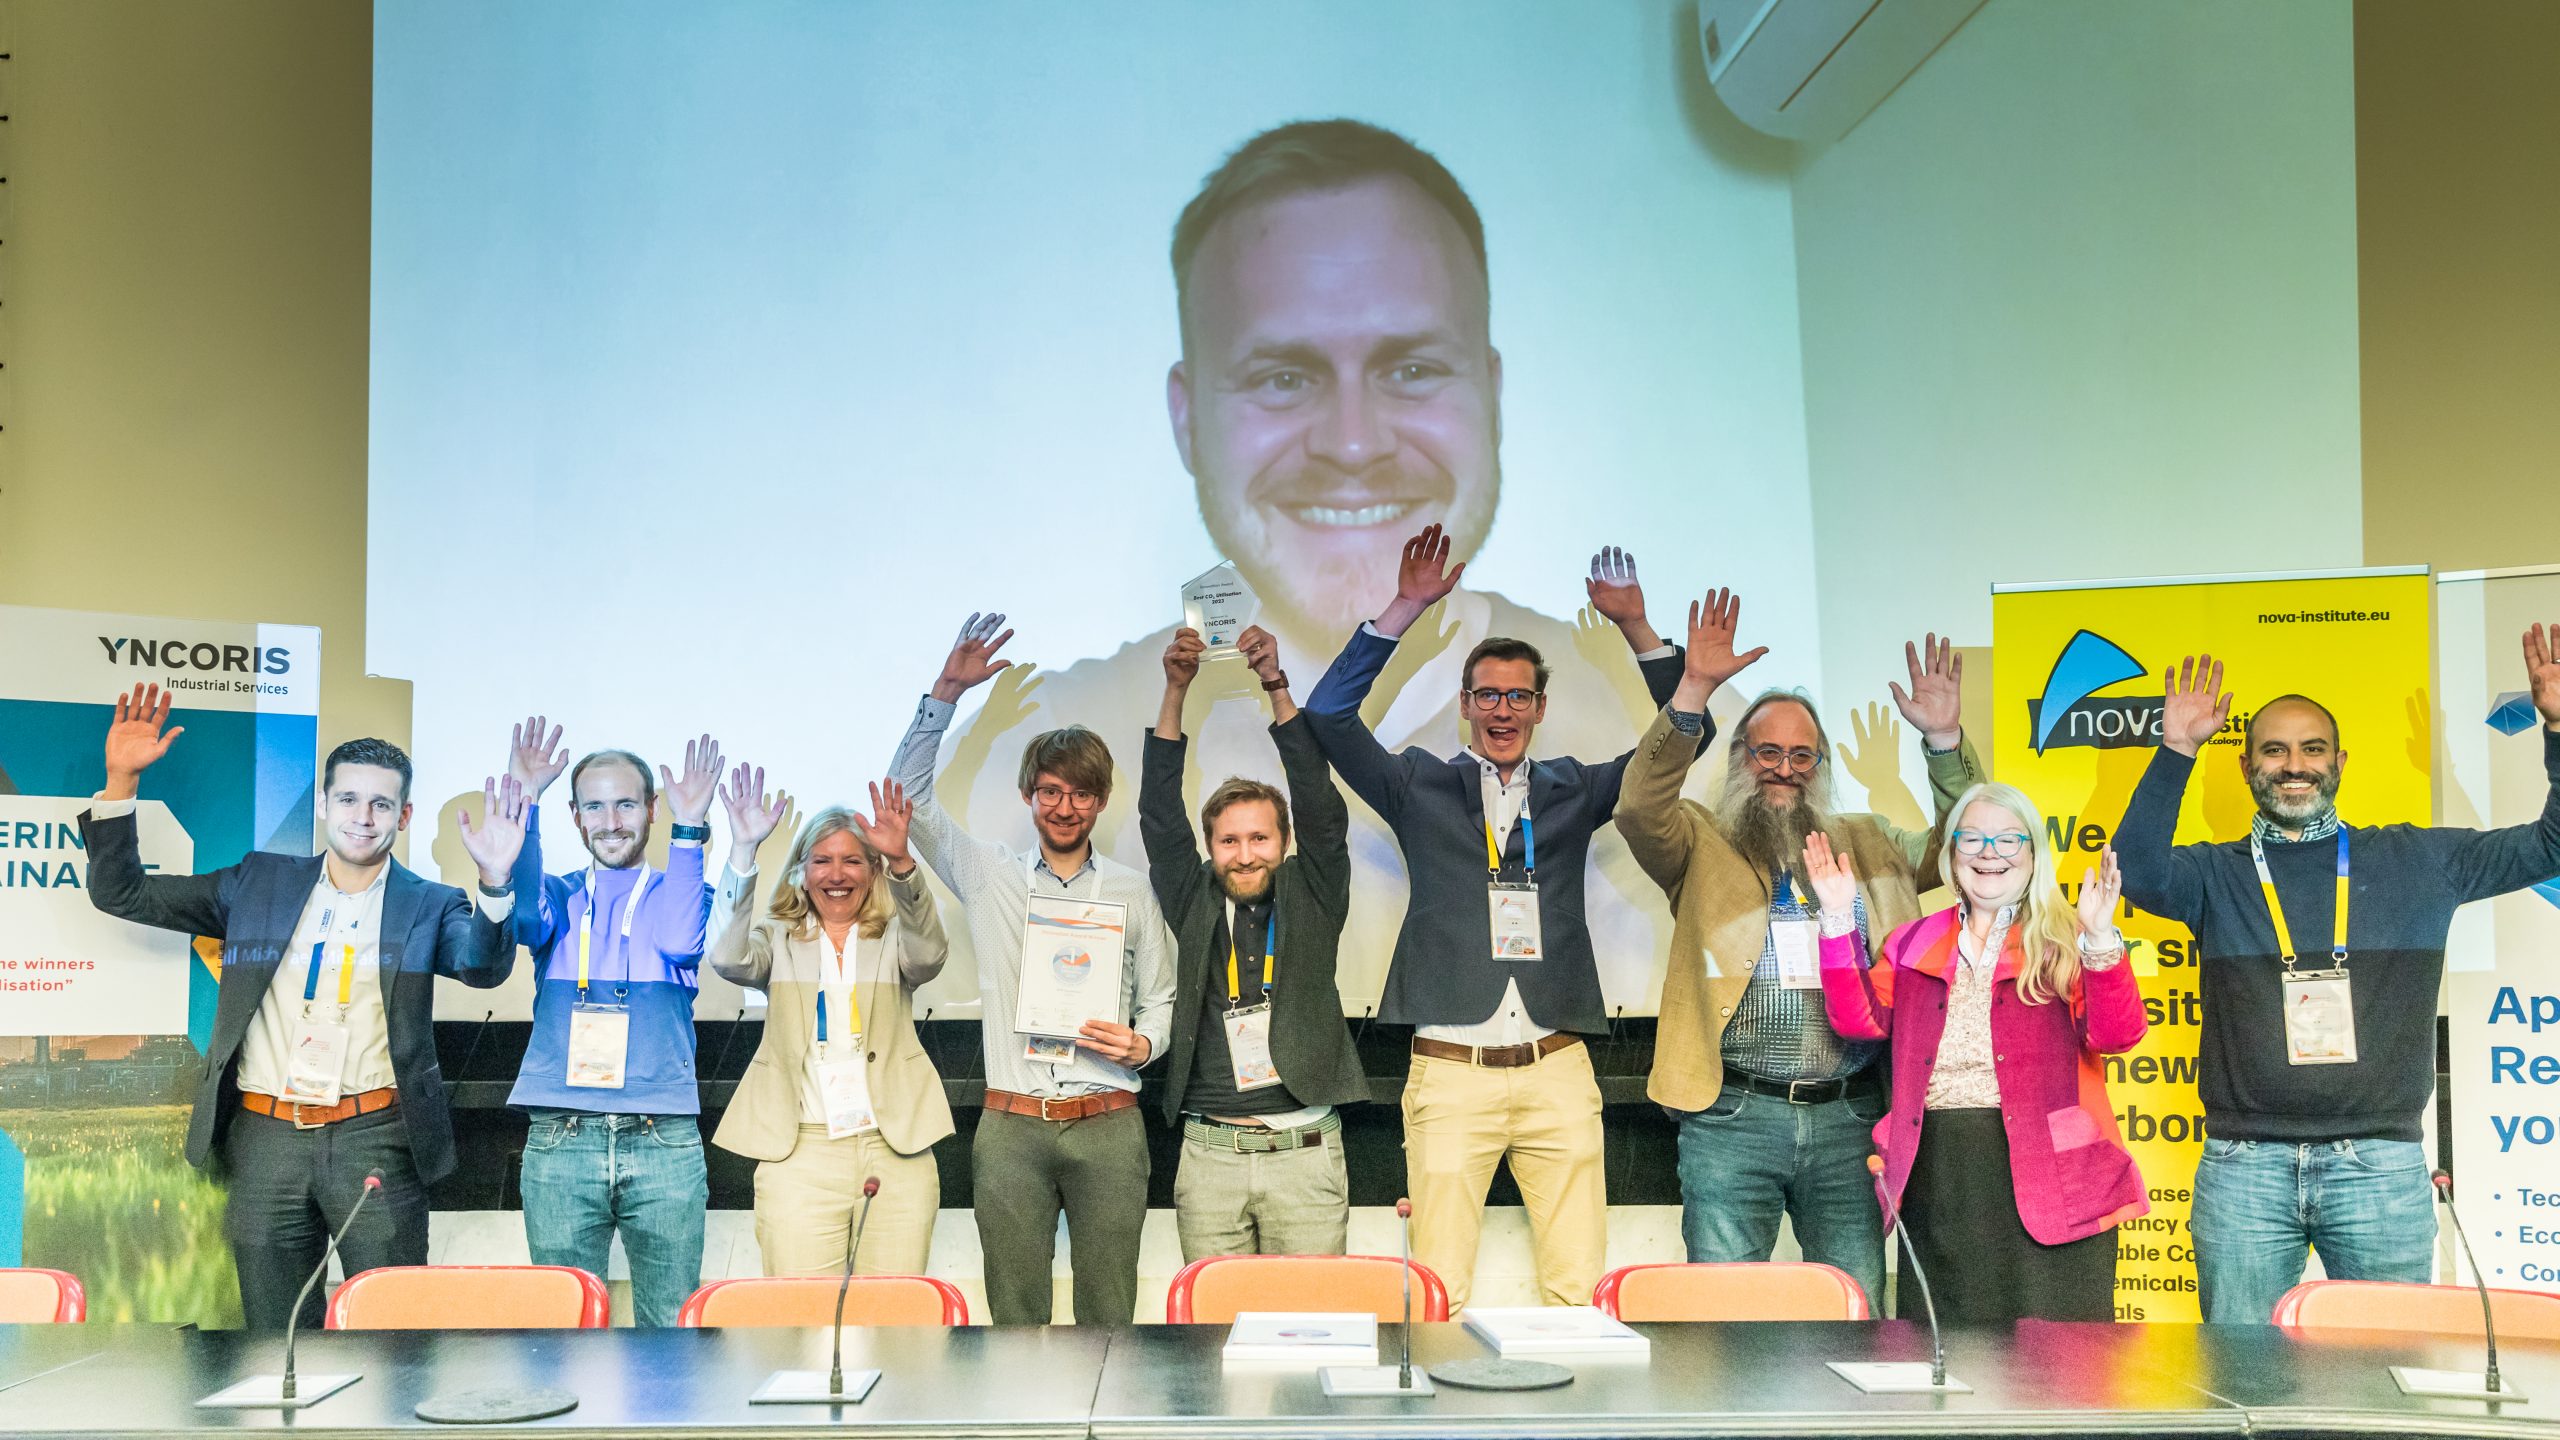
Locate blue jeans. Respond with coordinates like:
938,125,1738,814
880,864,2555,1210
1673,1085,1888,1313
2191,1136,2435,1323
520,1110,709,1327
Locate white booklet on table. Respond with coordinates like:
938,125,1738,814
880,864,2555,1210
1461,1305,1649,1356
1222,1312,1380,1364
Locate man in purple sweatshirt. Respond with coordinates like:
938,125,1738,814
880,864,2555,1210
502,716,727,1326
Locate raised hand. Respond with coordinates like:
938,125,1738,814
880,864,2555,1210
717,760,789,858
851,779,915,869
2160,654,2234,757
933,612,1015,702
102,683,185,800
1584,546,1662,651
1681,588,1769,691
2077,847,2124,940
507,714,569,798
1163,627,1207,689
1888,635,1964,750
1374,524,1465,638
2526,623,2560,730
659,733,723,825
1237,625,1283,685
455,774,529,885
1800,831,1859,917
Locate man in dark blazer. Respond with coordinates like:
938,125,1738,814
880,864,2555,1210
80,683,525,1329
1304,526,1678,1311
1141,623,1367,1259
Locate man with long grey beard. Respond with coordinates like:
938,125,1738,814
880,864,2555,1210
1615,595,1983,1312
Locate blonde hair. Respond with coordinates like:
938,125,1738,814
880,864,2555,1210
767,807,893,942
1936,782,2084,1006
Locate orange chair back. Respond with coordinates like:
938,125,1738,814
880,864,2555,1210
0,1268,87,1324
2274,1280,2560,1342
326,1265,611,1330
678,1275,971,1328
1592,1262,1871,1322
1165,1254,1449,1324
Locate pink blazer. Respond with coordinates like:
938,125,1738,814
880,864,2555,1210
1820,907,2150,1246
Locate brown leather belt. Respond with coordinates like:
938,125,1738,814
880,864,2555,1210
982,1087,1139,1122
1411,1033,1582,1069
242,1087,399,1129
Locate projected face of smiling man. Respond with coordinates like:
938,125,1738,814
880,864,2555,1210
1167,119,1502,640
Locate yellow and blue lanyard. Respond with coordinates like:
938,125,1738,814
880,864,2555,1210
815,930,862,1050
1225,902,1277,1010
2250,829,2349,970
575,866,652,1002
301,907,356,1015
1484,793,1536,882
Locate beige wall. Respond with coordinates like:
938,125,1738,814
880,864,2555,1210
0,1,402,811
2355,0,2560,571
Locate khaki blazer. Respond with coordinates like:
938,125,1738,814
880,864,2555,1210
1615,706,1983,1112
709,866,953,1161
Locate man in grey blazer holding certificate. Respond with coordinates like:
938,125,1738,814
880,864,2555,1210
708,765,953,1279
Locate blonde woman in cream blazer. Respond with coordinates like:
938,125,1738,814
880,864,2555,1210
711,776,951,1277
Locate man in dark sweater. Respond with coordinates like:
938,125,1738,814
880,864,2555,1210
1141,623,1368,1259
2119,634,2560,1322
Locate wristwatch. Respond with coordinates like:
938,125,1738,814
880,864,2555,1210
477,880,513,899
669,822,712,843
1260,672,1291,693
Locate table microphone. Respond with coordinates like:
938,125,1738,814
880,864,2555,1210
283,1171,382,1402
829,1176,882,1398
1318,1196,1432,1396
1823,1155,1966,1394
2440,1171,2503,1392
1396,1197,1417,1390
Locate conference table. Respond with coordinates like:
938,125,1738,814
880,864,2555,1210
0,1319,2554,1438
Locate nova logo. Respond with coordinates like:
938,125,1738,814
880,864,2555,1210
97,637,293,675
2027,630,2160,754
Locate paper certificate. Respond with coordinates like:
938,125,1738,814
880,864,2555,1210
1181,562,1258,658
1014,895,1129,1039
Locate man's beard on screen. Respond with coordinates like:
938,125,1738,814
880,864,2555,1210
1713,761,1841,885
1196,463,1499,638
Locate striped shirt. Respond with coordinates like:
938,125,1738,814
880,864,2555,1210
894,695,1177,1098
1721,874,1879,1082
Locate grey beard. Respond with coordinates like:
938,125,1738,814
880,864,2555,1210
1714,773,1837,884
2249,767,2342,829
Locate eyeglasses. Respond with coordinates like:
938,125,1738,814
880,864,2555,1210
1464,687,1542,710
1951,830,2031,858
1032,785,1103,812
1745,744,1824,773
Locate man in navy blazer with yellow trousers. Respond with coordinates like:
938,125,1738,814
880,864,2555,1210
79,683,525,1330
1305,525,1664,1311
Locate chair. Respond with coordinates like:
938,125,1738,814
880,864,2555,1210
2273,1280,2560,1341
326,1265,612,1330
678,1275,972,1328
1164,1254,1449,1324
1592,1262,1871,1322
0,1268,87,1324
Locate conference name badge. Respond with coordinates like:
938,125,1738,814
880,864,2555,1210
816,1042,878,1138
1489,882,1543,962
566,1003,631,1089
1771,918,1822,990
281,1018,351,1105
1223,1004,1282,1091
2281,968,2358,1066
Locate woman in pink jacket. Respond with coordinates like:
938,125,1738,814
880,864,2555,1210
1802,780,2147,1323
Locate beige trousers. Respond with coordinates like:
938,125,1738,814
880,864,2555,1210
1401,1041,1607,1311
753,1126,941,1278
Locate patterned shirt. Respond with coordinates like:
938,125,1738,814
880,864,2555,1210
1924,919,2005,1109
2252,808,2342,845
1722,874,1880,1082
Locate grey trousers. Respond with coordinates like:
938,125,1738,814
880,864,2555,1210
1173,1121,1349,1261
971,1106,1149,1325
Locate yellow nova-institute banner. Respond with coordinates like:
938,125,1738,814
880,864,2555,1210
1990,568,2432,1321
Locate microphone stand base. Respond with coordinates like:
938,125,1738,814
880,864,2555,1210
1321,1365,1434,1397
1827,1361,1971,1394
751,1369,882,1405
197,1373,361,1409
2391,1366,2524,1401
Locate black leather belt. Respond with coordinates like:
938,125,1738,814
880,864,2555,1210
1721,1066,1877,1105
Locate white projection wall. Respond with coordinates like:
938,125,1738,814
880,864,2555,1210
371,1,1815,1018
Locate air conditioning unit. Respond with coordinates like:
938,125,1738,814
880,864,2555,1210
1697,0,1986,145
